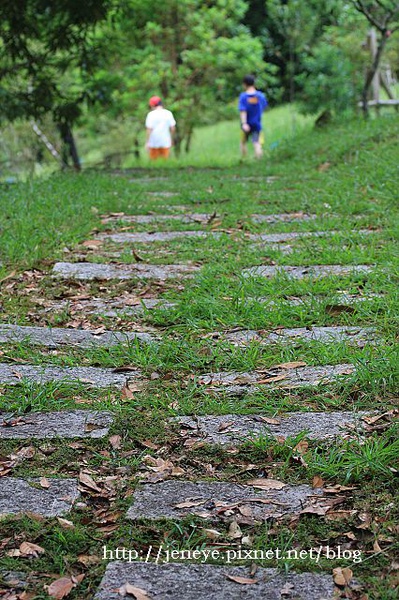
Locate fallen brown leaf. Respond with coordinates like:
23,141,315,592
227,519,242,539
294,440,309,455
257,416,281,425
78,472,102,493
312,475,324,488
46,575,84,599
257,375,287,384
174,499,206,509
19,541,45,557
274,361,307,369
118,583,153,599
109,435,122,449
226,575,258,585
57,518,75,529
246,478,286,490
333,567,353,587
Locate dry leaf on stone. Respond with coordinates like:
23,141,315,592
118,583,153,599
218,421,235,432
274,361,307,369
333,567,353,587
257,375,287,384
174,499,206,509
246,478,286,490
257,416,281,425
280,582,295,596
226,575,258,585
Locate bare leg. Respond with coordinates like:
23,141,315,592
240,140,247,158
253,141,263,158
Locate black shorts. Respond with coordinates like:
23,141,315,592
241,128,261,143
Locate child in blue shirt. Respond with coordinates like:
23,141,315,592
238,75,268,158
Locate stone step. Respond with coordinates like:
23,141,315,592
96,562,334,600
254,292,384,307
0,477,79,517
242,265,373,280
0,324,154,348
0,363,137,388
249,229,374,244
196,364,354,395
98,231,213,243
0,410,113,439
128,177,168,183
101,213,213,224
251,212,316,223
221,326,375,347
176,411,368,446
40,297,176,318
53,262,199,281
127,480,324,521
100,211,317,226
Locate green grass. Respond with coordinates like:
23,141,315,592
0,112,398,599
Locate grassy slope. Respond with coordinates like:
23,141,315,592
0,114,398,598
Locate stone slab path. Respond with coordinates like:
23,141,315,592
249,229,373,244
0,363,136,388
197,364,354,394
96,563,334,600
98,231,212,243
40,297,176,317
0,410,113,439
251,212,316,223
221,326,375,346
127,480,324,521
255,292,384,307
176,411,368,445
53,262,199,281
101,213,214,224
0,477,79,516
242,265,373,279
0,324,154,347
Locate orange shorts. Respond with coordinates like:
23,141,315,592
149,147,170,160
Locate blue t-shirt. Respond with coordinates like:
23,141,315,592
238,91,268,131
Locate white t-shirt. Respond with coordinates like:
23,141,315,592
145,108,176,148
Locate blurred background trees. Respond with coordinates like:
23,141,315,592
1,0,398,175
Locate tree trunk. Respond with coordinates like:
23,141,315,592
58,123,81,170
173,128,182,157
361,33,388,116
185,126,193,153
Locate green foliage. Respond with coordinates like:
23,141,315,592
260,0,345,101
0,0,114,125
296,43,357,114
88,0,276,152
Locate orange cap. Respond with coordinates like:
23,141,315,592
149,96,162,107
